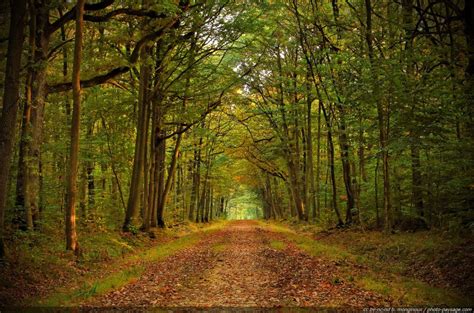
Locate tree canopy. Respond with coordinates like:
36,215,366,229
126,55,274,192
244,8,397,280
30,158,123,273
0,0,472,258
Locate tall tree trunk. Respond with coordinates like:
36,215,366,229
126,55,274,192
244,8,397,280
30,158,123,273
79,165,87,219
16,0,50,233
155,134,166,227
123,52,150,232
86,124,95,214
337,116,355,224
305,74,317,221
464,0,474,132
199,154,211,223
411,145,424,216
402,0,424,219
276,44,306,221
315,100,322,220
317,86,343,226
194,130,203,223
65,0,85,252
330,0,355,225
0,0,27,259
14,6,36,230
375,156,380,228
357,112,367,217
148,117,158,229
189,142,198,221
365,0,392,232
156,133,183,228
205,183,211,222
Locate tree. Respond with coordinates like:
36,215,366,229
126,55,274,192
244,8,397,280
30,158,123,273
65,0,86,252
0,0,27,259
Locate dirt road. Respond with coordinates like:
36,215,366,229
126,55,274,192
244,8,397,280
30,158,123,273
84,220,386,308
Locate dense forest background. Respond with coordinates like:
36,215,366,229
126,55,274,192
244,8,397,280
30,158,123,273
1,0,473,307
0,0,473,277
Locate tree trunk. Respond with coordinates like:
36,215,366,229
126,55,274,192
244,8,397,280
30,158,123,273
317,86,343,226
65,0,85,252
156,133,183,228
124,52,150,232
275,44,306,221
79,165,87,219
375,156,380,228
464,0,474,132
337,117,355,225
401,0,424,219
189,142,199,221
0,0,27,259
315,101,322,220
14,8,36,230
16,0,51,233
365,0,391,232
194,130,203,223
305,74,317,221
86,125,95,214
411,145,424,217
155,135,166,228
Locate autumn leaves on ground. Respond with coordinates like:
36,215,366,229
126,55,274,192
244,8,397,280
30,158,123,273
83,221,385,308
1,220,472,309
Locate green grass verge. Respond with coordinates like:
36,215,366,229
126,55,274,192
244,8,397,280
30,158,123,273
260,221,356,262
212,243,227,252
269,239,286,250
359,275,469,306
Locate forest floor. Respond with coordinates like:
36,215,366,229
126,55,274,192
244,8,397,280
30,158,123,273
83,221,389,307
1,220,472,308
82,220,472,308
82,220,387,308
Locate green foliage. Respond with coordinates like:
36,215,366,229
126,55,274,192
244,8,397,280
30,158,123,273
2,0,473,305
226,186,262,220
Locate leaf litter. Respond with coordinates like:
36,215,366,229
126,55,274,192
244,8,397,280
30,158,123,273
83,220,389,308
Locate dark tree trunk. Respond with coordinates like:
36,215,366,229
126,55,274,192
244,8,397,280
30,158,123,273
86,124,95,214
338,120,355,225
0,0,27,259
155,135,166,228
16,0,50,234
411,145,424,217
465,0,474,132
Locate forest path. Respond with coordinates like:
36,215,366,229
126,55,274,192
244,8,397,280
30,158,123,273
84,220,386,308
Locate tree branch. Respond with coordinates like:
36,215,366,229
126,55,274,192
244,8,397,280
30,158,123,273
47,2,189,93
47,0,115,35
84,8,168,22
159,97,222,140
48,66,130,93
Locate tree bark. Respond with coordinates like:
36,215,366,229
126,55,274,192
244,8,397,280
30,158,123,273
14,5,36,230
401,0,424,219
365,0,392,232
156,133,183,227
305,74,317,221
85,121,95,214
275,44,306,221
0,0,27,259
16,0,50,234
65,0,85,252
465,1,474,132
124,51,150,232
